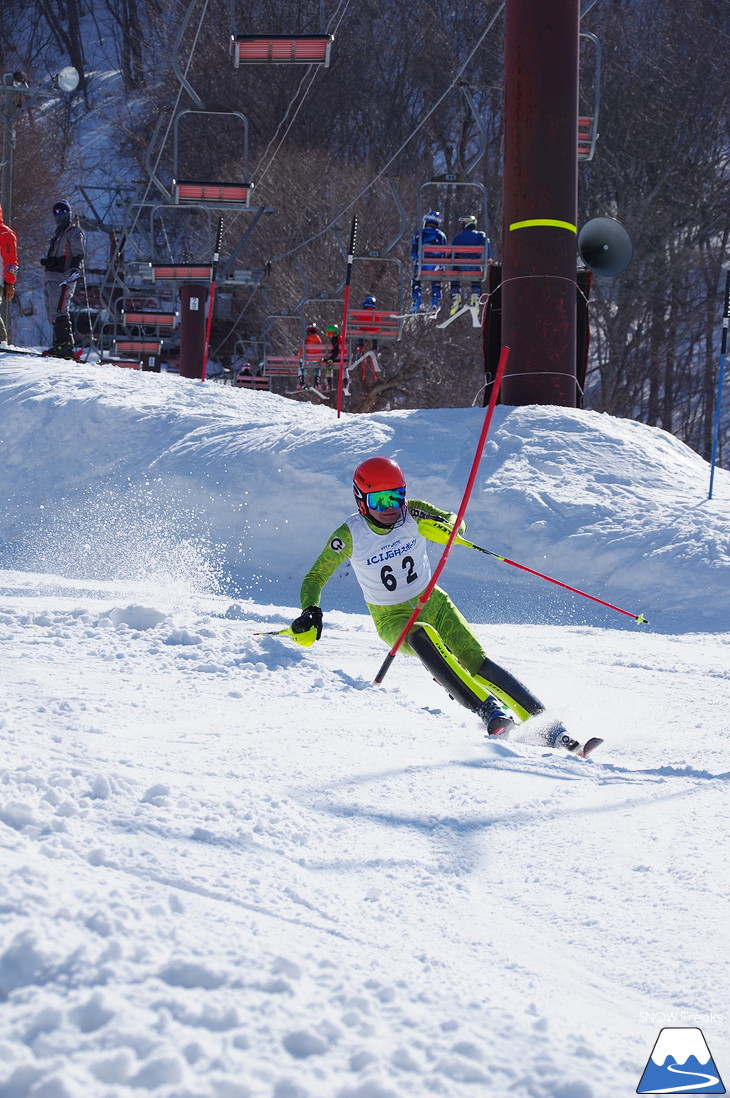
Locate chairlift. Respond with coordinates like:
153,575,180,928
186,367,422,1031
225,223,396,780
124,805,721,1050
578,31,601,161
346,258,404,341
414,180,490,285
260,312,330,392
152,264,213,283
121,309,177,329
231,34,333,67
172,109,252,209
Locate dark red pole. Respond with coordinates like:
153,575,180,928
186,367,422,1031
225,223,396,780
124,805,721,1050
336,215,358,419
179,284,209,379
501,0,580,406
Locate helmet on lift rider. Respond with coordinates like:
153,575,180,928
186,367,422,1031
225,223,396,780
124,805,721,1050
325,323,339,334
306,323,319,334
458,214,477,229
423,210,442,229
362,295,377,308
353,456,407,528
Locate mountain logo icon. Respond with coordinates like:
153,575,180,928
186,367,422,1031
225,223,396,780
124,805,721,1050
637,1027,725,1093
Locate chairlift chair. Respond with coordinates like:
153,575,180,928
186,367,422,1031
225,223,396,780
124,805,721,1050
231,34,333,67
414,179,490,284
577,31,601,161
172,109,253,209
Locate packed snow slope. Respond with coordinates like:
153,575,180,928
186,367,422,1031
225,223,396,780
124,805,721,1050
0,355,729,1098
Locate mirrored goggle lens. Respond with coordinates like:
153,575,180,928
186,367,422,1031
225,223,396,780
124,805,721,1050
366,488,406,511
53,207,69,216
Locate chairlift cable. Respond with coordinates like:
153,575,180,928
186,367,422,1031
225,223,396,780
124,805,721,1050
268,2,505,265
205,0,502,358
102,0,211,305
253,66,322,189
254,0,353,189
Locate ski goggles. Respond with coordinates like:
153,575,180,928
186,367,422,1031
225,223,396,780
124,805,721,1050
366,487,406,511
53,205,70,217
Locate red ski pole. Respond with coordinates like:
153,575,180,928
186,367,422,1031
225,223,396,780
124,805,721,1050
418,519,649,624
201,216,224,382
336,215,358,419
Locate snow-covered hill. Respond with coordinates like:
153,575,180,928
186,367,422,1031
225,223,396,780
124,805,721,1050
1,355,728,1098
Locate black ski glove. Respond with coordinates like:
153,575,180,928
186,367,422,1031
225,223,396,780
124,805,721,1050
291,605,323,641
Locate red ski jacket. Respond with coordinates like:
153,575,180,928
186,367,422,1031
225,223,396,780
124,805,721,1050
0,205,19,287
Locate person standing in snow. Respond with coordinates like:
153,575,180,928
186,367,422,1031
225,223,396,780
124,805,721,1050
0,204,19,344
40,199,85,359
288,456,553,738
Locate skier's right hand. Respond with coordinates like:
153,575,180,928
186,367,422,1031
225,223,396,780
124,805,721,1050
290,605,323,647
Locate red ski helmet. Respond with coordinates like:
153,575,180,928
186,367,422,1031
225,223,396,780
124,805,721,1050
353,456,406,517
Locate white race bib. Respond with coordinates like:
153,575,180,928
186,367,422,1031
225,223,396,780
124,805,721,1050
346,511,431,605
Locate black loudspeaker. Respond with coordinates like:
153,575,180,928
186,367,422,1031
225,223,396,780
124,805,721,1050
578,217,633,276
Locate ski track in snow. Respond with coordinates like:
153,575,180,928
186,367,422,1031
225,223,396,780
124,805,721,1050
0,358,729,1097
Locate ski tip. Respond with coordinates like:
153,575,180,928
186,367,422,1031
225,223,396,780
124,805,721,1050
577,737,604,759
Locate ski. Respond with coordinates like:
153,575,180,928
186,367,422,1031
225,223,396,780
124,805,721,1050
578,736,604,759
550,727,604,759
0,345,85,363
493,713,605,760
0,345,45,357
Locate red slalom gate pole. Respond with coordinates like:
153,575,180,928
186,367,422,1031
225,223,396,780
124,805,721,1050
374,345,510,685
201,216,224,382
336,215,358,419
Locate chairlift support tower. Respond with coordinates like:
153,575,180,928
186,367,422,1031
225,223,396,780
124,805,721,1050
501,0,581,406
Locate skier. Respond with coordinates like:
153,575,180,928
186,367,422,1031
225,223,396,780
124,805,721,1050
410,211,446,314
288,456,556,739
296,323,324,390
40,199,85,359
449,215,491,316
323,323,340,393
354,295,380,381
0,204,19,344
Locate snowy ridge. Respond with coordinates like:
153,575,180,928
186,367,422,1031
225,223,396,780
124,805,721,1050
1,355,729,630
1,356,729,1097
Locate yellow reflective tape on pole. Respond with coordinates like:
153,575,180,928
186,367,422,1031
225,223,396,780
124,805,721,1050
509,218,577,233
